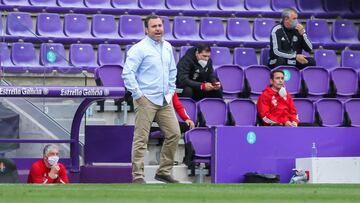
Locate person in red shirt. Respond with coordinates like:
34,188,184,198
257,70,299,126
27,144,69,184
172,93,195,130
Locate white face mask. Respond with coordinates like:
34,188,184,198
279,86,287,99
47,155,59,166
290,19,299,29
198,60,208,68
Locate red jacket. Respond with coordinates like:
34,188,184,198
27,160,69,184
257,86,299,125
172,93,191,121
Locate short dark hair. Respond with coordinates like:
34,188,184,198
195,43,211,53
144,14,162,28
270,70,284,80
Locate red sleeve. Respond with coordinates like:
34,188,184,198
56,163,69,184
27,162,45,184
287,95,299,123
257,93,281,125
172,93,191,121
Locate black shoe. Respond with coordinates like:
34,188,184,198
154,174,179,183
132,178,146,184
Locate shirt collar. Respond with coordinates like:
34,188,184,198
146,35,164,46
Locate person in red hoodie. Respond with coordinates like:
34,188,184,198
257,70,299,126
27,144,69,184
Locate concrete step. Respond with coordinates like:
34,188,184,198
144,164,192,183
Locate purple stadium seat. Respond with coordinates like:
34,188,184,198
161,16,174,40
177,98,197,123
58,0,86,8
200,17,227,41
245,0,272,11
29,0,57,7
64,14,92,39
226,18,255,44
228,99,256,126
197,98,227,127
111,0,140,9
91,14,119,39
12,42,50,74
191,0,218,10
36,13,66,39
184,127,212,163
344,99,360,127
179,46,192,58
306,19,342,49
211,47,232,69
301,67,330,97
271,0,297,11
215,65,244,97
69,44,98,73
314,49,338,70
6,12,34,38
323,0,351,14
253,18,275,42
234,47,258,68
244,65,271,96
0,43,13,67
166,0,192,10
315,99,344,127
260,48,269,66
332,20,360,47
40,43,71,70
173,16,201,40
139,0,167,9
293,98,315,124
2,0,30,6
94,65,124,87
118,15,145,41
98,44,123,66
84,0,112,8
342,50,360,70
218,0,246,11
273,66,301,95
331,67,358,97
296,0,325,13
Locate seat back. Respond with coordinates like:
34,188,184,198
0,43,13,66
227,18,253,42
177,98,197,123
98,44,123,66
245,0,272,11
234,47,258,67
260,48,270,66
139,0,166,9
306,19,332,43
192,0,218,10
333,20,358,43
184,128,212,157
344,99,360,127
219,0,246,11
173,16,199,39
64,14,91,38
253,18,275,42
273,66,301,94
228,99,257,126
40,43,69,67
211,47,232,69
119,15,145,39
200,17,225,40
6,12,34,37
36,13,64,37
296,0,325,12
244,65,271,95
11,43,39,67
315,99,343,127
314,49,338,69
216,65,244,94
95,65,124,87
331,68,358,97
301,67,330,96
342,50,360,70
92,14,118,38
293,98,315,124
69,44,97,67
271,0,297,11
197,98,227,127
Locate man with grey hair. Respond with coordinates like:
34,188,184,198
27,144,69,184
268,8,316,69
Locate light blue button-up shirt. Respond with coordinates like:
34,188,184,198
122,36,177,106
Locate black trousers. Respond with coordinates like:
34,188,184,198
268,57,316,70
179,86,223,101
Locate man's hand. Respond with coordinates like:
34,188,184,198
185,119,195,129
204,82,215,91
296,24,305,35
285,121,298,127
291,121,298,127
296,54,308,65
49,164,60,179
212,82,221,90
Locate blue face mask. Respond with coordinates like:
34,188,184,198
290,19,299,29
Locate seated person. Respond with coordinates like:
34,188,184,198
173,92,195,132
176,44,222,101
27,144,69,184
0,158,20,183
257,70,299,127
268,8,316,70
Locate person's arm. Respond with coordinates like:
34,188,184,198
177,58,203,90
168,45,177,95
207,59,217,83
300,33,313,53
271,25,297,59
28,163,56,184
122,46,143,100
257,94,281,125
172,93,191,121
56,164,69,184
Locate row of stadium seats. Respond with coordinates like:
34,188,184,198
164,97,360,128
1,0,359,19
1,42,360,74
2,12,360,49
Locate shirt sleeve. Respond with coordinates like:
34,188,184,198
301,33,313,53
172,93,190,121
168,45,177,95
122,46,143,100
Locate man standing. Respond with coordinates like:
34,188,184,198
122,15,181,183
268,8,316,69
176,44,222,101
257,70,299,127
27,144,69,184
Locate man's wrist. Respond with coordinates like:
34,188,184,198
48,173,58,179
